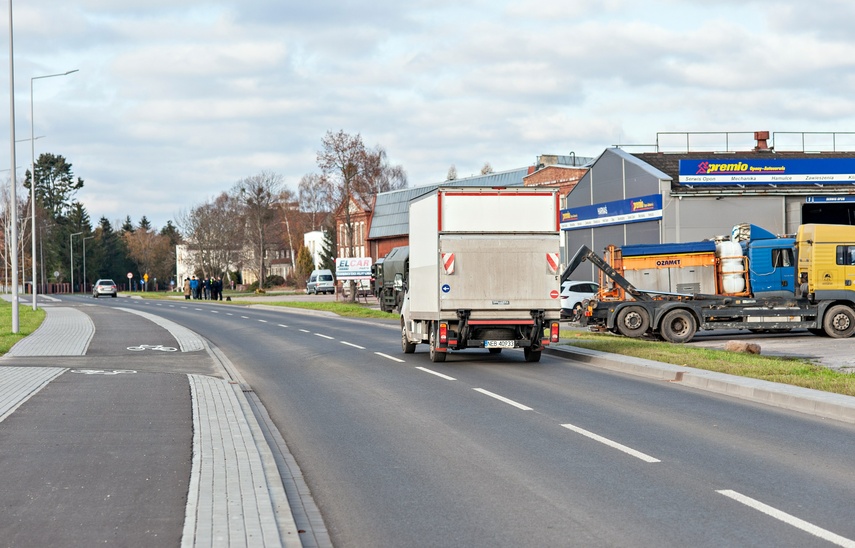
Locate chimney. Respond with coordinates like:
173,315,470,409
754,131,770,151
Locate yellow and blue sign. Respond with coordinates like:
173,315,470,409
560,194,662,231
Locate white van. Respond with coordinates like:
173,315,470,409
306,269,335,294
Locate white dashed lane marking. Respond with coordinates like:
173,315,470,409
561,423,660,464
375,352,404,363
474,388,532,411
416,367,455,381
717,490,855,547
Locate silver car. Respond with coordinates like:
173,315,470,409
93,278,118,298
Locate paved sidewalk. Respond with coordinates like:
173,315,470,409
6,306,94,356
0,302,301,547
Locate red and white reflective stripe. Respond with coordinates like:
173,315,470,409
442,253,455,274
546,252,559,274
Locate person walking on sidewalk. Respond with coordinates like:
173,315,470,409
183,278,191,300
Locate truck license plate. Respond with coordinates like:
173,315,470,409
485,340,515,348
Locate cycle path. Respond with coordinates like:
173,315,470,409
0,300,303,547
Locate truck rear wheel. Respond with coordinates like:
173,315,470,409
822,305,855,338
429,324,446,362
659,309,696,344
401,321,416,353
616,306,650,338
523,347,541,362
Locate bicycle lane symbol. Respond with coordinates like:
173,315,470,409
127,344,178,352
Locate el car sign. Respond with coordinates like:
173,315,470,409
336,257,372,280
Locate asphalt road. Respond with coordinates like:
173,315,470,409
72,295,855,547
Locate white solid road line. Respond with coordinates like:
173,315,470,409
375,352,405,363
340,341,365,349
473,388,533,411
717,490,855,547
561,423,661,463
416,367,456,381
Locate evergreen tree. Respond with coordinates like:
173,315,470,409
122,216,134,233
319,227,336,271
296,245,314,289
24,152,84,221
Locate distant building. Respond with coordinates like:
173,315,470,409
563,131,855,280
303,230,325,269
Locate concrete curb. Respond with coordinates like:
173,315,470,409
545,344,855,425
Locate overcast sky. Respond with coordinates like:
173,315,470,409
4,0,855,230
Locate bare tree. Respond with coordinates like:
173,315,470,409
177,192,244,278
317,130,369,263
278,188,297,272
233,171,284,289
298,173,328,230
481,162,493,175
446,165,457,181
361,146,407,196
124,227,173,289
317,130,407,301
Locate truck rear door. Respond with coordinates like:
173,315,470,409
437,234,559,318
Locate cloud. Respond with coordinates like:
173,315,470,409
5,0,855,230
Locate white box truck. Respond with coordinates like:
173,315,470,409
400,186,562,362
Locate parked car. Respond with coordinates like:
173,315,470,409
93,278,118,298
560,280,599,320
306,269,335,295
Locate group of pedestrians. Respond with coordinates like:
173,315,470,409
182,275,225,301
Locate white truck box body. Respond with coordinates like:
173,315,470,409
408,187,561,319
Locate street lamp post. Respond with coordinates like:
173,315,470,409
30,69,78,310
82,235,93,294
69,231,82,293
8,0,19,332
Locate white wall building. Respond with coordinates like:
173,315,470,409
304,230,325,269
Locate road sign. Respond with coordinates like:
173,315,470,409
127,272,133,279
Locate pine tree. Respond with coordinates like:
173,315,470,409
319,228,336,271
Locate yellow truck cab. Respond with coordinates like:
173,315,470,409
796,223,855,299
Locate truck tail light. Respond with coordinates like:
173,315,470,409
550,322,560,343
439,323,448,344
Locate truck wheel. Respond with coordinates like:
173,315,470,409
401,321,416,354
429,324,446,362
615,306,650,338
822,305,855,338
523,347,541,362
659,309,696,343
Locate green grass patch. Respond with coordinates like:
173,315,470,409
560,330,855,396
259,300,395,319
0,301,46,355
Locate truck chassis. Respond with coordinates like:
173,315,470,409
567,245,855,343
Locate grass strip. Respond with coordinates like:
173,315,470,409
259,300,394,319
560,330,855,397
